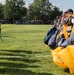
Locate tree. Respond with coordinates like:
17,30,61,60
0,3,4,20
28,0,62,24
3,0,27,23
29,0,52,23
49,6,62,20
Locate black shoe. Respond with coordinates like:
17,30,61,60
63,68,70,73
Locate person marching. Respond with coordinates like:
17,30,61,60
44,9,74,49
60,9,74,48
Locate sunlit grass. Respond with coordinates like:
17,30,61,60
0,24,71,75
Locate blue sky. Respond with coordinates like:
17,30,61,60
0,0,74,11
50,0,74,11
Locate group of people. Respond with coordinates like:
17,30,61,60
44,9,74,50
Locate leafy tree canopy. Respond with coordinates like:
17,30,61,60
3,0,27,20
29,0,62,23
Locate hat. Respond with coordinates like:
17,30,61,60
65,9,73,14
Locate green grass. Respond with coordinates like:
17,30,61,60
0,24,72,75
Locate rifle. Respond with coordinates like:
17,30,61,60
0,23,3,41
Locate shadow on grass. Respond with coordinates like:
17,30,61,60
1,36,13,37
0,49,42,64
0,68,53,75
1,36,16,39
0,62,40,68
0,49,41,64
0,58,40,63
0,49,53,75
0,49,42,58
0,50,42,54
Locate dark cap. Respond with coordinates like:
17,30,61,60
65,9,73,14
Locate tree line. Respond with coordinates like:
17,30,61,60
0,0,62,24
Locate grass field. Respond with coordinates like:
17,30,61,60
0,24,72,75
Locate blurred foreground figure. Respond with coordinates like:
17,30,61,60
44,9,74,74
